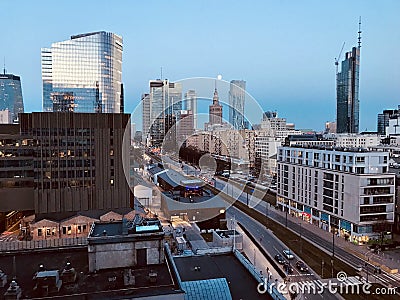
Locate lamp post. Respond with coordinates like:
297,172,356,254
299,223,303,254
285,209,288,228
332,229,335,258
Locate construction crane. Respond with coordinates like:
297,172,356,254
334,42,345,76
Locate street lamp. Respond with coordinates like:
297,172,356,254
299,223,303,254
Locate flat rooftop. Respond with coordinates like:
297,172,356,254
174,254,271,300
0,248,181,299
89,217,163,238
162,191,229,210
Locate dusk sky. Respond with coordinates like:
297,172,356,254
1,0,399,131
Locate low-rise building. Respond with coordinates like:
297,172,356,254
88,217,165,272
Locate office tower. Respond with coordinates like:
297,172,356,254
184,90,197,129
377,107,400,136
229,80,246,129
141,93,150,143
147,80,182,146
13,112,131,219
0,70,24,123
336,23,361,134
41,31,123,113
209,88,223,126
277,145,394,243
177,110,194,143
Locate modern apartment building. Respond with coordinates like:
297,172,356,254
334,134,382,148
42,31,123,113
277,145,394,244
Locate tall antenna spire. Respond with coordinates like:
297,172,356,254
160,67,163,80
358,16,362,48
3,57,5,75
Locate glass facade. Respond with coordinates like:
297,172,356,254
229,80,246,130
336,47,360,133
148,80,182,146
0,73,24,123
42,31,123,113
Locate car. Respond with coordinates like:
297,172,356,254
283,262,294,274
274,254,285,264
295,261,309,273
282,249,294,260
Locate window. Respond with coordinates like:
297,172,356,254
67,226,72,235
38,229,42,236
62,227,67,234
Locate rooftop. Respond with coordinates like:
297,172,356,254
0,248,181,299
173,254,270,300
89,217,163,239
282,144,379,153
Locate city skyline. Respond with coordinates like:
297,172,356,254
1,1,399,130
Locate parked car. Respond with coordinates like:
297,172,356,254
283,262,294,274
274,254,285,264
295,261,309,273
282,249,294,260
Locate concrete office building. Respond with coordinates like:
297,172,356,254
0,113,132,221
277,145,394,243
42,31,123,113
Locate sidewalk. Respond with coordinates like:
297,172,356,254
271,206,400,272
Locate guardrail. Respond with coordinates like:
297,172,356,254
0,237,87,253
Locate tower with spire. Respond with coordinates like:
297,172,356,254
336,18,361,134
209,87,223,126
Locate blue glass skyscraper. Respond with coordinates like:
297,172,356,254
0,69,24,123
41,31,123,113
336,46,360,134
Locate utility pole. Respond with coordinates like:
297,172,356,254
332,230,335,257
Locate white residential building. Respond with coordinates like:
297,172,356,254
277,145,394,244
334,134,382,148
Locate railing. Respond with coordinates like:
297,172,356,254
234,249,286,300
0,237,87,252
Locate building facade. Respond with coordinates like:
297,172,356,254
377,108,400,136
277,146,394,243
336,46,361,134
42,31,123,113
207,89,223,127
184,90,197,130
0,72,24,123
146,80,182,146
229,80,246,130
15,112,131,219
